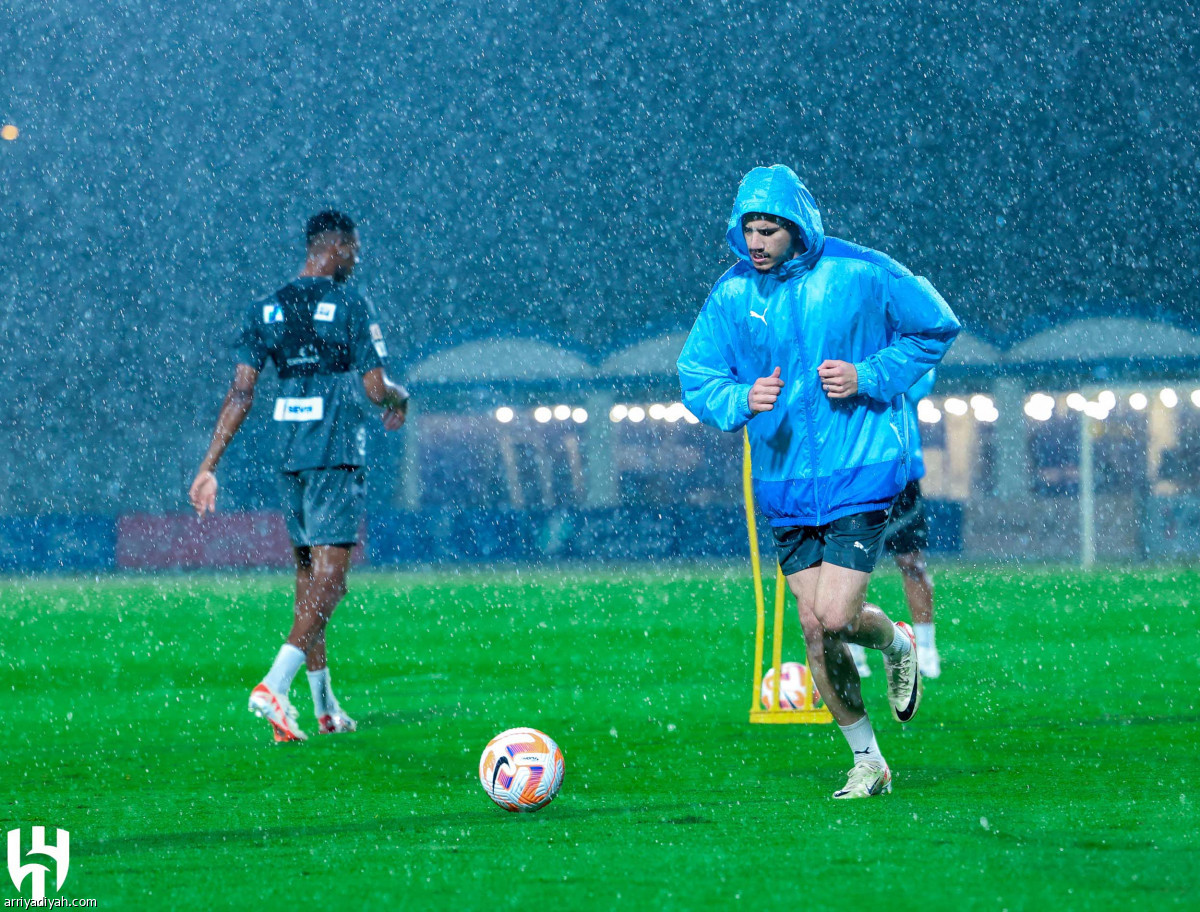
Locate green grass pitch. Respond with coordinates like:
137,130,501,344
2,564,1198,909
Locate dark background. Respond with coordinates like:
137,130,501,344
1,0,1195,512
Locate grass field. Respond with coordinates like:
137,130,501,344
2,564,1198,910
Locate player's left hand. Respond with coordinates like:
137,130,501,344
189,470,218,516
818,360,858,398
381,406,407,431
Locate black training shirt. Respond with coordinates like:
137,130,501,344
235,276,389,472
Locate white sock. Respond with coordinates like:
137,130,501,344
914,622,936,654
307,667,339,717
263,644,306,696
839,715,885,766
881,622,912,660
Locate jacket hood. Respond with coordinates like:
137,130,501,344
726,165,825,273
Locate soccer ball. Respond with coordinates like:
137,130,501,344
760,662,822,710
479,727,565,812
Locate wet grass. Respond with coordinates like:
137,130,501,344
2,564,1198,910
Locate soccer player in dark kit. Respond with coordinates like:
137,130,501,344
189,210,409,743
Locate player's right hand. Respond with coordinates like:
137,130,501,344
749,367,783,414
189,470,218,517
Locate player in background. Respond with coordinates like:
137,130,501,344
851,369,942,679
678,165,959,798
189,210,409,743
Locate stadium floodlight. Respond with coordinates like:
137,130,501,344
1084,402,1110,420
1129,393,1149,411
943,397,968,416
534,406,552,423
553,405,571,420
1097,390,1116,410
628,406,646,423
917,399,942,424
1191,390,1200,408
682,407,700,425
1066,393,1087,411
1023,393,1055,422
495,406,515,424
1160,388,1179,408
609,404,628,422
970,394,994,411
571,408,588,423
665,402,687,423
648,403,667,420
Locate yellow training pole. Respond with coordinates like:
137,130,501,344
744,430,766,716
771,564,785,711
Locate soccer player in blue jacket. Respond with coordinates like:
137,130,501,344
678,165,960,798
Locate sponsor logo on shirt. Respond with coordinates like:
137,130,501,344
314,302,337,322
263,304,284,324
273,397,325,422
286,344,321,368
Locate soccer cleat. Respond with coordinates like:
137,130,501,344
919,648,942,679
317,710,357,734
832,761,892,799
848,642,872,678
883,622,921,723
248,683,308,742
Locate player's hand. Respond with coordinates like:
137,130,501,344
818,360,858,399
381,406,407,431
189,470,217,517
749,367,784,414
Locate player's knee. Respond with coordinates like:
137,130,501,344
896,552,929,583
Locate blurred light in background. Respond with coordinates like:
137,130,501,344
534,406,552,423
571,408,587,423
553,404,571,420
648,403,666,420
1023,393,1055,422
1097,390,1116,410
1191,389,1200,408
495,406,514,423
1129,392,1148,411
1066,393,1087,411
1,125,17,141
970,394,999,422
1160,388,1179,408
917,398,942,424
943,397,968,416
609,404,628,422
627,406,646,423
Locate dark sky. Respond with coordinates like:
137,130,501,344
0,0,1195,510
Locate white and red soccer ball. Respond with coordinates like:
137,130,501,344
479,727,564,812
760,661,823,710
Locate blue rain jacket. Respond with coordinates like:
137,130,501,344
678,165,960,527
904,369,936,481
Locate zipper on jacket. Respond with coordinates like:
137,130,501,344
791,276,823,525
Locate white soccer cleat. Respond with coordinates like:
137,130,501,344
317,710,357,734
884,621,921,723
832,760,892,799
848,642,872,678
919,648,942,679
249,683,308,742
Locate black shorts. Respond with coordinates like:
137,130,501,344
280,467,365,548
770,508,892,575
884,480,929,555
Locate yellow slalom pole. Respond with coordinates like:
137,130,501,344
744,430,766,715
771,563,785,711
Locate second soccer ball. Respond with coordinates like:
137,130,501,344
760,662,823,710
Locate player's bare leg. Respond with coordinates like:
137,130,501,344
788,562,919,797
286,545,357,733
896,550,940,677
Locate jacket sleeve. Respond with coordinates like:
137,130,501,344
854,274,960,404
905,368,937,406
677,292,754,433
